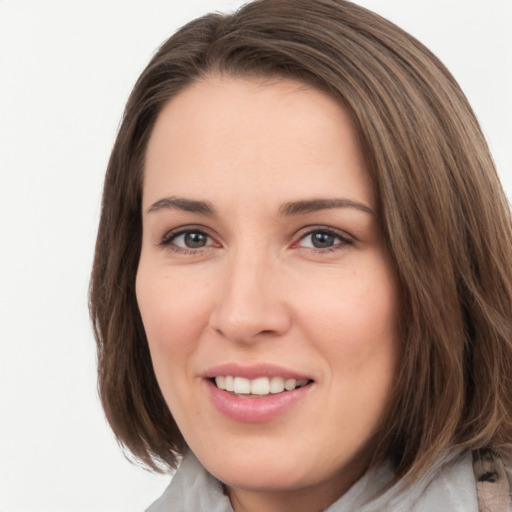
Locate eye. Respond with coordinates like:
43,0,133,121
160,228,217,252
296,228,351,250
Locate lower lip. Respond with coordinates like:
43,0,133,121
205,379,313,423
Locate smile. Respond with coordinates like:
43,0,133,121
206,373,314,422
214,376,310,396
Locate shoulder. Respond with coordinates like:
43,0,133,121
364,452,479,512
389,451,512,512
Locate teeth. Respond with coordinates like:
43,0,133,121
225,375,234,392
284,378,296,391
269,376,285,393
233,377,251,394
214,376,309,395
251,377,270,395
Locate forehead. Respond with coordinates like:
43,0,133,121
143,75,372,210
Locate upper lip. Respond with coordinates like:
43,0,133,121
203,363,313,381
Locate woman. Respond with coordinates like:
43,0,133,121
89,0,512,510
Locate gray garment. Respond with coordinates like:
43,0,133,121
145,451,479,512
146,453,229,512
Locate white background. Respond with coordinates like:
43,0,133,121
0,1,510,511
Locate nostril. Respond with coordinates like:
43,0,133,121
259,329,278,336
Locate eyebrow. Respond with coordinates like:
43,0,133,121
147,197,216,215
279,198,375,216
146,196,374,217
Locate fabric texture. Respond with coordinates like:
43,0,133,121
145,450,511,511
472,451,512,512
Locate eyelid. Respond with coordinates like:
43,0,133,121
158,225,221,251
156,224,353,253
292,225,354,250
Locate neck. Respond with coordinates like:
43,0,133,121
226,457,370,512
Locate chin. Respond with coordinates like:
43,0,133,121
203,446,361,498
201,451,311,491
222,469,312,494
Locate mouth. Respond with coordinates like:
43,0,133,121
211,375,313,397
204,367,315,422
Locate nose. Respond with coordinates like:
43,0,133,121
208,249,292,343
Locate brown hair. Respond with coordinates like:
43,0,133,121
90,0,512,480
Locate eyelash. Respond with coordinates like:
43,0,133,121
294,227,353,252
159,227,216,255
159,226,353,255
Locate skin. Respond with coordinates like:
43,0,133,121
136,75,401,512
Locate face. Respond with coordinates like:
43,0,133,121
137,76,400,510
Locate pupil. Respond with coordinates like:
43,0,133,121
185,232,207,248
312,232,334,248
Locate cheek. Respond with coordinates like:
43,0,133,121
135,265,216,428
295,260,400,398
299,263,398,343
135,265,212,374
